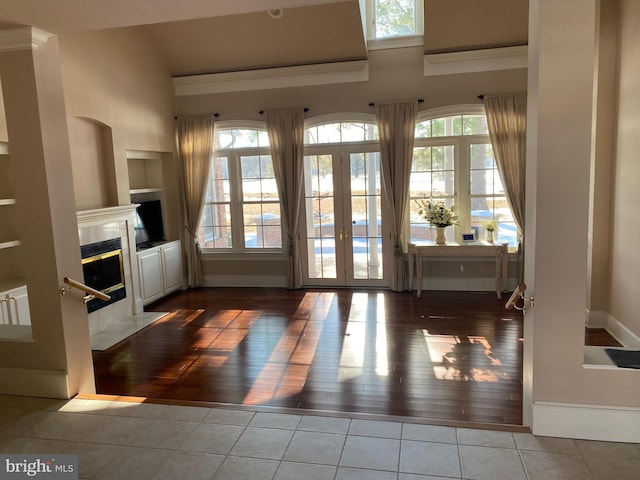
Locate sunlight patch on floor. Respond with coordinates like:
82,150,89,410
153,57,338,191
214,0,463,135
423,330,507,382
242,293,331,405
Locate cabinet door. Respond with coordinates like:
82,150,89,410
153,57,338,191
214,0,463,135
161,242,183,294
7,286,30,326
0,296,9,325
0,286,30,326
138,249,165,305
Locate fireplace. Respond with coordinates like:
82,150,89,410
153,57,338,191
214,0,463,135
81,238,126,313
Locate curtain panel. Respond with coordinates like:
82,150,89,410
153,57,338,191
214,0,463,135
375,101,418,291
176,115,215,287
264,109,305,289
483,94,527,280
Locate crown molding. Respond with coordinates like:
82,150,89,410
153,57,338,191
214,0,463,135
0,27,52,52
424,45,528,76
173,60,369,96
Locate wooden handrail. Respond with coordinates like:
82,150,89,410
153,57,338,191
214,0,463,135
63,277,111,302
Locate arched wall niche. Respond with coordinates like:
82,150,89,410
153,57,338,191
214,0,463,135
68,116,117,210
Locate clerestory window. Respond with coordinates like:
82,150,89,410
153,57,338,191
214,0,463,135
367,0,424,49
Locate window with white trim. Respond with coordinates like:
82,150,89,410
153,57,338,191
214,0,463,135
366,0,424,49
200,114,517,253
199,127,283,251
369,0,423,39
409,114,517,247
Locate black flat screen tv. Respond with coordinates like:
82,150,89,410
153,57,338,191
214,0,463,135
134,200,165,249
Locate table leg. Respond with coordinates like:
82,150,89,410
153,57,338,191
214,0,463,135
408,251,414,292
416,254,423,298
495,256,502,300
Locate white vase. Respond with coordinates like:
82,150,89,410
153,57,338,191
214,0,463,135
486,230,494,243
435,226,447,245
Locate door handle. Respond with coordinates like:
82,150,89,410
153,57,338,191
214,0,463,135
339,230,343,241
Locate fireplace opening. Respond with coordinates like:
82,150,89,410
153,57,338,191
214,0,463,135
81,238,126,313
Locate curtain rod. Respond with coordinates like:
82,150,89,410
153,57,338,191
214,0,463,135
258,107,310,115
478,93,527,100
368,98,424,107
174,113,220,120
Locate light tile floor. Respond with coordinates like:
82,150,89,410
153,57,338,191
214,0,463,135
0,395,639,480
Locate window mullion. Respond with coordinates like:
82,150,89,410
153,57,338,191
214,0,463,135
229,152,245,251
457,139,471,237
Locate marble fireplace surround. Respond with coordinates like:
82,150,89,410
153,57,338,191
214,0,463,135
77,205,166,350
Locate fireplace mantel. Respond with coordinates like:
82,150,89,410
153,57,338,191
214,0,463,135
77,204,137,227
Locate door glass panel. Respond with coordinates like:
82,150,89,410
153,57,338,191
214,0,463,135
350,152,383,280
304,155,337,279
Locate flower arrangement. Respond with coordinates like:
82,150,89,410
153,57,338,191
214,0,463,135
481,218,498,232
416,199,457,227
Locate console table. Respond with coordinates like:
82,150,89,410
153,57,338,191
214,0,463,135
407,242,508,299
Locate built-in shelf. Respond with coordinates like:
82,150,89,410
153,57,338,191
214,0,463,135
0,240,21,250
129,188,163,195
0,143,23,289
584,345,640,370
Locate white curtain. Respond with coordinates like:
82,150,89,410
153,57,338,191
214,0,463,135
484,94,527,279
375,101,418,291
264,109,305,289
176,115,215,287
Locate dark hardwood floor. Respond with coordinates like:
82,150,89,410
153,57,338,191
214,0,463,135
585,327,623,347
92,288,525,425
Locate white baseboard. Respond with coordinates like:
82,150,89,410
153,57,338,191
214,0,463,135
203,275,518,292
607,313,640,348
203,275,288,288
0,367,70,398
533,401,640,443
586,310,640,347
417,276,514,294
585,309,608,328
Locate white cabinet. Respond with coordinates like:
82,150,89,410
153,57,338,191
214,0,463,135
137,240,183,306
0,285,31,326
138,248,165,305
160,241,183,293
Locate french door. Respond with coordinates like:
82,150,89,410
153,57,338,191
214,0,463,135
301,145,386,287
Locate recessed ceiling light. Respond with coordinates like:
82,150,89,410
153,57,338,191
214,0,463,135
268,8,284,19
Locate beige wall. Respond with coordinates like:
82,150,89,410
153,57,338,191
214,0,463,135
59,27,177,208
526,0,640,433
608,0,640,337
587,0,617,315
